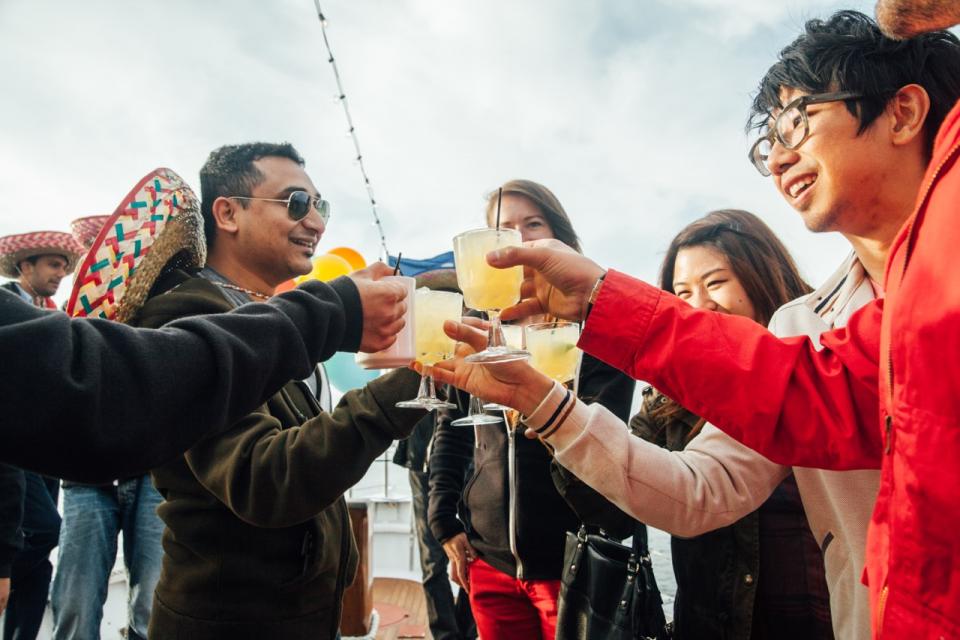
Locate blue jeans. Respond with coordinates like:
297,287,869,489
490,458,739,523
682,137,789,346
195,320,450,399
50,477,163,640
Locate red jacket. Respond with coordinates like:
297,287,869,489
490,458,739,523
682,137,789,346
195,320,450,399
580,99,960,638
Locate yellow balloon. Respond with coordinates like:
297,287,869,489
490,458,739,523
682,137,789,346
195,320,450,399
296,253,353,283
327,246,366,271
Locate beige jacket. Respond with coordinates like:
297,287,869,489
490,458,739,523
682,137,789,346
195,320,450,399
540,253,879,640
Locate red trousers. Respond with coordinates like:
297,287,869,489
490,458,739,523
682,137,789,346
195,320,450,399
467,558,560,640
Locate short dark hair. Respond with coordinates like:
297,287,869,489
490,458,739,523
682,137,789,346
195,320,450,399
749,10,960,157
199,142,305,248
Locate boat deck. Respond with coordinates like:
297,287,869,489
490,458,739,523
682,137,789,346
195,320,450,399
370,577,430,639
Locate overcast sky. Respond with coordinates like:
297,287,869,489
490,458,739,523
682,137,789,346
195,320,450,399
1,0,896,303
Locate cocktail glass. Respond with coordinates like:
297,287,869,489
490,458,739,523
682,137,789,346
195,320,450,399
525,321,582,386
397,288,463,410
452,228,530,364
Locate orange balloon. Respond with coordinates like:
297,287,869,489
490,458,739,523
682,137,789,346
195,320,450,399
296,253,353,284
274,279,296,294
327,246,366,271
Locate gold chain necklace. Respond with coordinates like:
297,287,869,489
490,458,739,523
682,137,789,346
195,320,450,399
214,281,272,301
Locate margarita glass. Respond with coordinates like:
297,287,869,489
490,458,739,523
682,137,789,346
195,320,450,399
397,288,463,410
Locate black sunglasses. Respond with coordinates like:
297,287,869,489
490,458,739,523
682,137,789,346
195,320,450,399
229,190,331,223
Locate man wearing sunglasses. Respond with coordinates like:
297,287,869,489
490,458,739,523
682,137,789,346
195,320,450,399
131,142,424,639
442,9,960,638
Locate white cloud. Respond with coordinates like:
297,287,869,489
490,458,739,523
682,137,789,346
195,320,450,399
0,0,881,305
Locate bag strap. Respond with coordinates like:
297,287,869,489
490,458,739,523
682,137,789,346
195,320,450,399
631,522,650,557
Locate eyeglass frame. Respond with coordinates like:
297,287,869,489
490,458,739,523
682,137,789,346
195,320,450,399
227,190,331,224
748,90,863,177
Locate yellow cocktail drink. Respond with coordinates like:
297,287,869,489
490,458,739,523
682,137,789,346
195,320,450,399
396,287,465,411
525,322,582,383
453,228,523,311
414,288,463,366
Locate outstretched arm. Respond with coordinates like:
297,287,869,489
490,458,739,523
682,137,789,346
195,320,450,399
0,273,403,482
488,244,883,470
430,321,790,536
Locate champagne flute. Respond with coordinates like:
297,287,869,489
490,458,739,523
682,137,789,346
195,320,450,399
396,288,463,410
452,228,530,363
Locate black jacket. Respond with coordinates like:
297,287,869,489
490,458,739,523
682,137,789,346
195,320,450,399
428,353,635,581
0,463,25,578
0,277,362,482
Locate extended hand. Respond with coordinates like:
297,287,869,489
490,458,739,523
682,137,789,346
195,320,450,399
348,262,409,353
486,239,605,322
442,532,477,592
427,319,554,416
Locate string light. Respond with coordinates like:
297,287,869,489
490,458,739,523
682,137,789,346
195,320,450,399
313,2,390,260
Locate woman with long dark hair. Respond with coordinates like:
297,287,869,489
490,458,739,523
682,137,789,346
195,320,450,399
625,210,833,638
427,180,635,640
549,210,834,638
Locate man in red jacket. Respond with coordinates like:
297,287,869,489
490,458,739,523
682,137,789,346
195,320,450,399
451,8,960,639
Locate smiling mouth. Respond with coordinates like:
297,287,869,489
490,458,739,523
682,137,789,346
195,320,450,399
787,175,817,199
291,238,316,252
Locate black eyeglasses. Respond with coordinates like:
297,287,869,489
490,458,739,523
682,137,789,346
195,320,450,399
748,91,862,176
229,190,331,223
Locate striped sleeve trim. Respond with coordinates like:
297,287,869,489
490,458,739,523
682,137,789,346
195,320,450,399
539,394,578,439
521,381,566,431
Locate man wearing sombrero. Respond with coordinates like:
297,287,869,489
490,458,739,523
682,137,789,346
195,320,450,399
132,142,423,639
0,230,83,308
0,229,82,639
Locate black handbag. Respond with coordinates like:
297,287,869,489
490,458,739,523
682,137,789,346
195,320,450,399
556,524,669,640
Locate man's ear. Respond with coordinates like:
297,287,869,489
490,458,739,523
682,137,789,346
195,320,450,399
211,196,241,237
888,84,930,146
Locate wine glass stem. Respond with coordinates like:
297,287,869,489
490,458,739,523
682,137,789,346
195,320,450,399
487,310,505,349
423,368,437,400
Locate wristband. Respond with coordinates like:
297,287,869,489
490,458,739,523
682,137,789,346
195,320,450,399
583,272,607,322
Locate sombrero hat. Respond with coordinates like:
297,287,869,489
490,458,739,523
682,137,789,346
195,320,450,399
66,168,206,323
0,231,85,279
70,215,111,250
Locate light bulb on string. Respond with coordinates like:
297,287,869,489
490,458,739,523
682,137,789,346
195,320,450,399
313,2,390,260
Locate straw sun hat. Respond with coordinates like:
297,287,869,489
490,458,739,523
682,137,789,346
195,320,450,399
66,168,206,323
0,231,85,279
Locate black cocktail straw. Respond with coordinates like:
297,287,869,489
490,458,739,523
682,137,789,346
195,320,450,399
495,187,503,231
393,252,403,276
